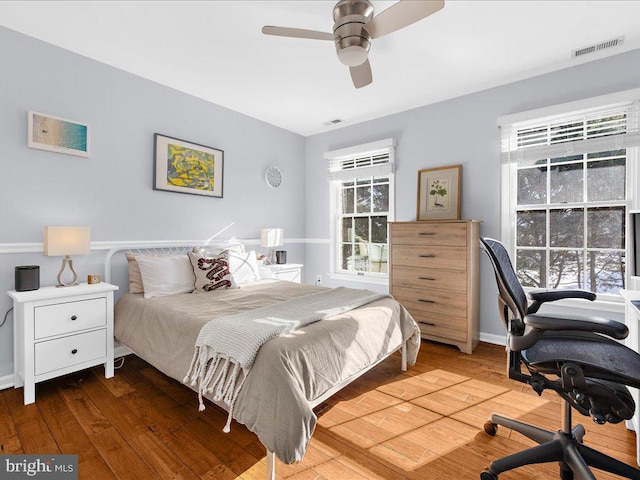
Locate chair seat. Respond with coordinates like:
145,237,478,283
523,330,640,389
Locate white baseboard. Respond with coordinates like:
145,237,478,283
479,332,506,346
0,373,14,391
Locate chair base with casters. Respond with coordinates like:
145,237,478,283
481,401,640,480
480,237,640,480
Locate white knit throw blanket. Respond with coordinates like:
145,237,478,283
183,287,388,432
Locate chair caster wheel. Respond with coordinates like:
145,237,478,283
480,470,498,480
483,421,497,436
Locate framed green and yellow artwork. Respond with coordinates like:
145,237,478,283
153,133,224,198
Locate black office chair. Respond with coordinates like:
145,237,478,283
480,237,640,480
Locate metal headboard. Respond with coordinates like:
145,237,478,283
104,240,244,296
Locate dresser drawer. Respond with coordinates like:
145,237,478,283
391,245,467,270
392,286,467,318
412,312,468,342
392,266,467,294
35,329,106,376
34,297,106,339
391,222,467,246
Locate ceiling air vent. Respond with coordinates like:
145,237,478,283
323,118,344,126
572,36,624,58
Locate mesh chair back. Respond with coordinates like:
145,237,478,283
480,238,529,322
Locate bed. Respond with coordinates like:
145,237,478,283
105,242,421,479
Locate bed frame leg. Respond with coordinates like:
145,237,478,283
267,450,275,480
401,342,407,372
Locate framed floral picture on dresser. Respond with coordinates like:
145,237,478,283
153,133,224,198
416,164,461,220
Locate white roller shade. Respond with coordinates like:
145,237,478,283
500,98,640,166
325,138,395,181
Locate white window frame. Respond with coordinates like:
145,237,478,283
326,139,395,284
499,88,640,310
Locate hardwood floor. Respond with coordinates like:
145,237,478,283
1,340,638,479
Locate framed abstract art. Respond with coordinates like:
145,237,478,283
153,133,224,198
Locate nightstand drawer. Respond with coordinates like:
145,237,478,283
273,269,301,283
34,297,106,339
35,329,106,376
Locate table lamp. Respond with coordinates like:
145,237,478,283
260,228,283,265
44,226,91,287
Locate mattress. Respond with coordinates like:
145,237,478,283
114,279,420,463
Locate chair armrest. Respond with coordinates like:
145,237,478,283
524,313,628,340
527,290,596,313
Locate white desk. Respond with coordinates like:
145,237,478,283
621,289,640,465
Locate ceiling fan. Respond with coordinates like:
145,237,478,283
262,0,444,89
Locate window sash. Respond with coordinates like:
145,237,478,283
335,175,390,276
500,98,639,297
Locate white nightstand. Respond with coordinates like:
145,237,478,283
259,264,303,283
7,282,119,405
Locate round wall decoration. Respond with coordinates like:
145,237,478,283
265,165,283,188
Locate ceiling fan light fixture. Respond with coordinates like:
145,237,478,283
337,45,368,66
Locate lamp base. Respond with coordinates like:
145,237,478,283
56,255,79,287
264,248,276,265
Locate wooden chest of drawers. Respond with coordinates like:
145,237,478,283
389,220,480,354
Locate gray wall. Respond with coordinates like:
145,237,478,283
0,27,305,377
304,48,640,338
2,24,640,378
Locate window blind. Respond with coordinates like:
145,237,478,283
500,100,640,166
325,138,395,181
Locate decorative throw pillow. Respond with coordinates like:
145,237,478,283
229,250,261,285
188,250,236,292
135,254,195,299
125,253,144,294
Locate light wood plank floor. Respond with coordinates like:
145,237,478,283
1,340,638,479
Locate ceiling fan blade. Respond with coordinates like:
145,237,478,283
365,0,444,39
350,59,372,89
262,26,336,41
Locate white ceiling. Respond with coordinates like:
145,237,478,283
1,1,640,136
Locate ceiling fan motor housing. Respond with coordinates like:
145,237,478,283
332,0,374,66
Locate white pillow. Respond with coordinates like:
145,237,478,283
229,250,261,285
136,254,195,298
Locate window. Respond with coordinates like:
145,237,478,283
326,139,395,280
500,92,640,297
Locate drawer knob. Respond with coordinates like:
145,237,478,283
419,277,436,281
418,232,436,236
419,254,436,258
71,349,78,355
419,299,435,303
70,315,78,321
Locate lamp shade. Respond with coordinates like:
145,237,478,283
44,226,91,256
260,228,283,248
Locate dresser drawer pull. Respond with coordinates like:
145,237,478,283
421,322,436,326
418,277,436,281
70,315,78,321
418,232,436,236
418,254,436,258
71,349,78,355
419,299,435,303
